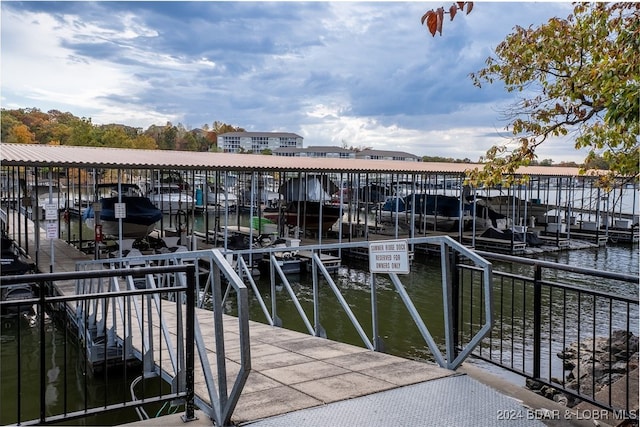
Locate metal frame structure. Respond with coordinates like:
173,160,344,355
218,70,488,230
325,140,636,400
75,249,251,426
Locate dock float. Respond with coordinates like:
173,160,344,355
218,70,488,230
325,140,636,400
461,235,527,255
297,250,341,272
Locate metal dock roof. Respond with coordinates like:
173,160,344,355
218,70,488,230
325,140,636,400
0,143,585,177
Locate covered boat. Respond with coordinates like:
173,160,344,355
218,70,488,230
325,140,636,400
264,175,341,233
378,194,469,231
83,184,162,238
378,193,509,232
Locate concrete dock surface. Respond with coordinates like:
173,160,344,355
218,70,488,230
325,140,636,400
124,320,611,427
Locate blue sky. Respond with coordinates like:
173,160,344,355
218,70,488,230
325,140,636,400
1,1,583,162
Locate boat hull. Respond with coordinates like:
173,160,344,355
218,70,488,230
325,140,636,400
83,196,162,238
264,202,341,233
258,256,304,275
1,285,35,315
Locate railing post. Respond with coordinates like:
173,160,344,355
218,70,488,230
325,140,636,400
182,264,197,422
39,280,46,424
370,272,383,351
450,248,460,361
532,264,542,380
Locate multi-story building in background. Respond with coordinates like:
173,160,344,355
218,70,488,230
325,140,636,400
218,132,420,162
217,132,303,153
272,146,355,159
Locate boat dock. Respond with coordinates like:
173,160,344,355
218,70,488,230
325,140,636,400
1,212,606,427
2,144,638,426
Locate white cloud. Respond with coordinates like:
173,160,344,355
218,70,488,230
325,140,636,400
1,2,587,162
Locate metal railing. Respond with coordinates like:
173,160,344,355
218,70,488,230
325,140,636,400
230,236,493,370
457,250,639,415
76,249,251,427
0,265,197,426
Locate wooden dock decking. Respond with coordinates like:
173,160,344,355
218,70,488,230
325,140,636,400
297,250,341,271
545,230,609,246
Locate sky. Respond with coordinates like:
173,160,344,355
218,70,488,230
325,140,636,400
1,1,584,162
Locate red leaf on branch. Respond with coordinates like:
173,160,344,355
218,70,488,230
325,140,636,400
449,4,457,20
457,2,465,10
422,10,437,36
466,2,474,14
420,10,430,25
436,7,444,35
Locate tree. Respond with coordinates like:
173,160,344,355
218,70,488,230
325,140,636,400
6,124,36,144
67,118,95,146
467,3,639,188
99,127,131,148
341,140,371,152
1,111,21,141
131,134,158,150
182,131,199,151
422,155,471,163
211,121,245,134
160,124,178,150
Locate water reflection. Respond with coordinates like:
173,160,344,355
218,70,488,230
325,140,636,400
0,313,156,426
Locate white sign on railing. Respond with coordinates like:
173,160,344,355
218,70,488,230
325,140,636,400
114,203,126,219
46,221,58,239
45,204,58,221
369,239,410,274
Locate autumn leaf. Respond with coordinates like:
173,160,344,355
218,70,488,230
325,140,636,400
420,10,430,25
422,2,473,37
466,2,474,14
422,10,437,36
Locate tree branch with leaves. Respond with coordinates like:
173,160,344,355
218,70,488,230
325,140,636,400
421,2,473,37
466,2,639,188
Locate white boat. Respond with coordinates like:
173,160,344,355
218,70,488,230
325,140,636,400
241,188,280,209
205,185,238,209
147,184,194,212
193,176,238,209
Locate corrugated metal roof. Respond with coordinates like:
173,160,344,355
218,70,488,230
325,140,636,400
0,143,586,177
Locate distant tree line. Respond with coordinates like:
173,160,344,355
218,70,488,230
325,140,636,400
420,155,606,169
1,107,610,169
421,155,471,163
0,108,244,152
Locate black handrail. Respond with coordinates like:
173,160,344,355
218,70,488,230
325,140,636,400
455,252,639,416
0,264,196,426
